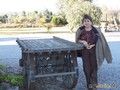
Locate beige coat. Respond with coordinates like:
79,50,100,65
75,26,112,69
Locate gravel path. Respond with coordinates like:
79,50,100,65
0,32,120,90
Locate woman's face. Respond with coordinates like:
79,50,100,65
83,19,92,28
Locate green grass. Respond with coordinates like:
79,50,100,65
0,64,6,69
0,73,23,86
0,64,23,86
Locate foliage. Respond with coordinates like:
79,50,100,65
0,9,69,28
0,64,23,86
56,17,61,25
0,73,23,86
46,25,52,30
100,6,120,26
57,0,102,29
51,15,67,26
115,18,120,24
42,9,53,23
45,23,52,33
0,64,6,69
100,6,109,21
60,15,68,25
84,0,93,2
0,15,8,23
51,16,61,25
39,18,46,25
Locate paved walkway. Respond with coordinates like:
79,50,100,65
0,32,120,90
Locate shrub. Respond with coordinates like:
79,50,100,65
0,73,23,86
51,16,62,26
61,17,68,25
0,64,6,69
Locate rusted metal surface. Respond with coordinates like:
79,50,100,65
16,37,83,90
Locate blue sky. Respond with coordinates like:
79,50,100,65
0,0,119,14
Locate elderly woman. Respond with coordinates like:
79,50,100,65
76,14,112,90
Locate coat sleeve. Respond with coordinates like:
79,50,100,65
99,31,113,63
75,28,84,57
102,33,112,63
75,28,81,43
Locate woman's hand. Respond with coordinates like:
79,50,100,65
78,40,88,47
78,40,95,49
86,44,95,49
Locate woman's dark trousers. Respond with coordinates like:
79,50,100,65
82,47,98,89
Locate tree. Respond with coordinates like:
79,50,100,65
84,0,93,2
57,0,102,30
0,14,8,23
42,9,53,23
27,11,37,23
51,16,61,25
100,6,110,22
18,11,26,23
7,12,18,23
